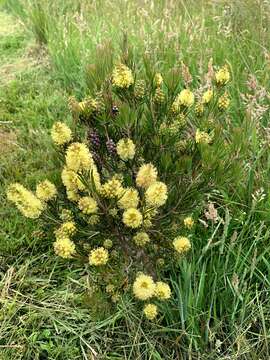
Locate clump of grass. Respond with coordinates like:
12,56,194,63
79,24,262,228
3,0,50,44
5,0,270,94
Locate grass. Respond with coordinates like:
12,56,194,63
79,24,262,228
4,0,270,94
1,1,270,359
0,13,80,359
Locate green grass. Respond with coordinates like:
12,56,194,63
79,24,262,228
1,1,270,359
4,0,270,95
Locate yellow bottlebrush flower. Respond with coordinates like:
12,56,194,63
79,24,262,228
78,101,86,112
65,142,93,172
19,198,44,219
103,239,113,249
6,183,23,203
61,167,85,191
118,187,139,209
195,129,212,145
202,89,213,104
154,73,163,87
53,237,75,258
112,64,134,89
133,274,156,300
55,221,76,240
7,183,44,219
36,180,57,202
143,303,158,320
61,168,77,190
89,247,109,266
100,177,124,199
184,216,194,229
61,221,76,235
173,236,191,254
178,89,195,107
66,190,80,202
84,96,99,113
171,89,194,113
145,181,168,208
133,232,150,246
77,97,98,122
51,122,72,146
155,282,171,300
215,65,230,85
136,163,158,188
116,138,135,161
123,208,143,228
218,92,230,110
78,196,98,214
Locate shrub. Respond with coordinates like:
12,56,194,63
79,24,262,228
7,62,237,320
